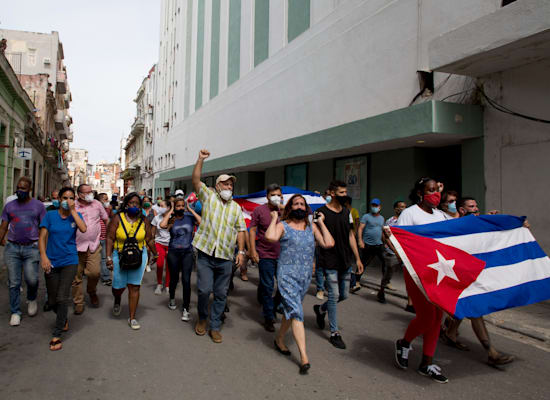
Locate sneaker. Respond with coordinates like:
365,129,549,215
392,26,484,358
394,339,410,369
385,283,396,291
145,264,152,273
27,300,38,317
418,364,449,384
313,304,326,330
112,303,121,317
316,291,324,300
128,318,141,330
350,284,362,294
168,299,177,310
377,292,387,304
154,284,163,295
101,279,112,286
181,309,190,321
9,313,21,326
329,333,346,349
165,287,170,295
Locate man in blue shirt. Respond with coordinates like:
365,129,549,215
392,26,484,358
353,199,386,301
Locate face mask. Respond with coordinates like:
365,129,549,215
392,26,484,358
127,206,140,216
143,202,151,208
103,202,110,208
52,199,60,209
447,201,457,214
157,200,162,206
139,195,144,200
219,190,232,201
174,209,185,217
289,209,307,220
423,192,441,208
335,195,349,206
269,195,281,206
325,195,332,203
371,206,380,214
158,207,168,215
84,194,94,203
61,200,69,210
16,190,29,202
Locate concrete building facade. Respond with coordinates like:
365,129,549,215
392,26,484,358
67,148,89,188
90,161,121,199
150,0,550,250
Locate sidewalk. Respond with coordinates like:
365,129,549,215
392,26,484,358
360,264,550,343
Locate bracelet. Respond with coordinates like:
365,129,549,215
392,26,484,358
107,256,112,261
238,250,246,255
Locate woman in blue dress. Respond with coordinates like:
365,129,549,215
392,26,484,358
266,194,334,375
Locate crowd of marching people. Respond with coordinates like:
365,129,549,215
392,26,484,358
2,149,525,382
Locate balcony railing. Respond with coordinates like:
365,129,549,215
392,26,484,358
56,70,67,94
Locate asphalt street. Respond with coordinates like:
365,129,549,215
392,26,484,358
1,266,550,400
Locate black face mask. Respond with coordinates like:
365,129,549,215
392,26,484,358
16,190,29,202
289,209,307,220
174,209,185,217
335,195,350,206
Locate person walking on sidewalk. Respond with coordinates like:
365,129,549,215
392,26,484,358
315,189,332,300
313,180,364,349
97,193,112,286
354,199,387,301
249,183,284,332
71,184,109,314
105,192,158,330
191,149,247,344
392,177,449,383
0,177,46,326
39,187,86,350
160,198,201,321
46,190,60,211
152,199,171,295
266,194,334,375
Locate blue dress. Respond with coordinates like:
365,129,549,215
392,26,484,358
277,222,315,321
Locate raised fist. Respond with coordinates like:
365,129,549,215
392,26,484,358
198,149,210,160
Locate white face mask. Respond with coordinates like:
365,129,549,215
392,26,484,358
103,202,110,208
158,207,168,215
269,195,281,206
219,190,232,201
84,194,94,203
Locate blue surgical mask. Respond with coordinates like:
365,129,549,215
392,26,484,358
371,206,380,214
61,200,69,210
325,195,332,203
127,206,140,216
52,199,60,208
448,201,457,214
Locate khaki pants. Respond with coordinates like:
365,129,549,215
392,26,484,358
72,245,102,306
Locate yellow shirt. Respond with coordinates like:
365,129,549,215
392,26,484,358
115,213,146,252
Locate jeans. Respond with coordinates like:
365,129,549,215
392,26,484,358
320,266,352,333
167,249,194,310
45,265,77,337
5,242,40,315
99,240,111,282
258,258,277,320
196,251,232,331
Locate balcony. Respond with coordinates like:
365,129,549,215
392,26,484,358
131,117,145,136
45,146,57,162
54,110,65,131
56,70,67,94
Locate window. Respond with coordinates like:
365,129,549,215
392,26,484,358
285,163,307,190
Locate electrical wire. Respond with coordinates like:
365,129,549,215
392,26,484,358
478,88,550,124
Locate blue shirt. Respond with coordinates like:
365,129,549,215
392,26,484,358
360,213,385,245
39,210,82,268
169,213,196,250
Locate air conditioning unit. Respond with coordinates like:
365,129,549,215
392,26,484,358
43,57,51,65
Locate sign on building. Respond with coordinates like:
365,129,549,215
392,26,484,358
17,148,32,160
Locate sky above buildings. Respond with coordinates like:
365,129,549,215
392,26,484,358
2,1,160,163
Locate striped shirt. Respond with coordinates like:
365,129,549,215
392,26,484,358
192,182,246,261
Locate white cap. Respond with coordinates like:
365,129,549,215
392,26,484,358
175,189,184,196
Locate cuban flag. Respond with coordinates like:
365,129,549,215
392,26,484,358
389,215,550,319
233,186,326,227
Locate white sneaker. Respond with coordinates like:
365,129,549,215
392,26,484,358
10,313,21,326
165,287,170,295
181,309,190,321
128,318,141,330
27,300,38,317
145,264,151,272
154,284,163,295
316,291,324,300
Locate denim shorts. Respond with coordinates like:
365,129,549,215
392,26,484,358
112,250,147,289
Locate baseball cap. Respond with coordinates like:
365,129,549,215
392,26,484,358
216,174,237,185
175,189,184,196
371,198,381,205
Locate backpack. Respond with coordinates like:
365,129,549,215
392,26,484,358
118,214,144,270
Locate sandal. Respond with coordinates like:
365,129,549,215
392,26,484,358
488,353,514,367
63,320,69,332
49,338,62,351
441,332,470,351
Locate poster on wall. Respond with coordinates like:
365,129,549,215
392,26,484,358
344,162,361,199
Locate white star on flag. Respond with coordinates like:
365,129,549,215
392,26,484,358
427,250,460,285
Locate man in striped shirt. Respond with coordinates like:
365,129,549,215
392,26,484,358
192,149,247,343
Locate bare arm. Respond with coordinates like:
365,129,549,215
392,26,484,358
38,227,52,273
187,203,202,225
159,205,173,229
357,223,366,248
144,219,158,256
192,149,210,193
71,210,87,233
249,226,259,263
349,230,363,273
235,231,246,268
0,220,8,245
105,216,119,270
265,211,285,242
312,214,334,249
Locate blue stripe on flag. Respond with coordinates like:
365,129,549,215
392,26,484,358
398,214,526,238
233,186,323,199
454,277,550,319
473,241,547,269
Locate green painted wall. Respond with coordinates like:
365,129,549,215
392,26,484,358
254,0,269,67
461,137,485,212
265,166,284,187
308,159,333,193
195,0,205,110
288,0,310,43
227,0,241,86
210,0,221,100
184,0,193,118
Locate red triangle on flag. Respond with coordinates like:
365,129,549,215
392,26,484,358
390,227,486,316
